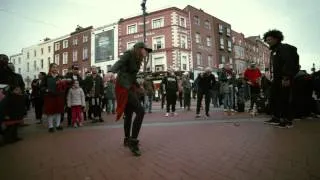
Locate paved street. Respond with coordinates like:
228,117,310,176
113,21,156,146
1,101,320,180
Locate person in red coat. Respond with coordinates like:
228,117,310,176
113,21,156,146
244,63,262,111
41,63,69,133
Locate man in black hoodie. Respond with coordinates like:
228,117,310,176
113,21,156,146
263,30,300,128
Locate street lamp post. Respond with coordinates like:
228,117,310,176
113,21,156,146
141,0,147,43
141,0,149,72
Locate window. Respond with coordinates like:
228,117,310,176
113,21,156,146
152,18,164,29
34,50,37,57
227,28,231,37
204,20,211,29
27,62,29,72
220,38,224,49
221,55,225,63
229,58,233,64
194,16,200,25
195,33,201,44
73,50,78,62
127,41,136,50
18,57,21,64
227,40,232,51
63,40,68,48
127,24,137,34
208,55,213,67
63,52,68,64
34,75,36,79
83,35,88,43
154,57,164,65
182,64,187,70
73,38,78,45
180,17,186,27
155,65,164,72
48,46,51,53
219,24,223,34
18,68,21,74
107,65,112,72
12,59,15,64
206,36,212,47
41,59,44,69
27,52,30,59
153,36,165,50
181,35,187,49
196,53,202,65
83,47,88,60
48,57,51,65
55,54,60,65
55,42,60,51
33,60,36,70
41,48,44,55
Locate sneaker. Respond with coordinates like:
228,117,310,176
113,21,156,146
286,122,294,128
73,124,78,128
129,138,141,156
56,126,63,131
173,112,178,116
264,118,280,125
223,109,228,112
205,113,210,118
165,113,169,117
275,122,288,128
48,128,55,133
79,123,83,127
195,114,201,118
123,137,129,147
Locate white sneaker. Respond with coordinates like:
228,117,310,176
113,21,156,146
73,124,78,128
173,112,178,116
165,113,169,117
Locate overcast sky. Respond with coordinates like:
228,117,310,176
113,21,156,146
1,0,319,71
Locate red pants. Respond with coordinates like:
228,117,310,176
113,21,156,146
71,106,83,125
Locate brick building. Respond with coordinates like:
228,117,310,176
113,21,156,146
183,5,232,77
53,26,93,77
118,7,192,73
232,30,246,74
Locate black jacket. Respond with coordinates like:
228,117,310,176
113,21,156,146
270,43,300,80
196,73,216,92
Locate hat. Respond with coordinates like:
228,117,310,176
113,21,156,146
134,42,152,53
0,54,9,62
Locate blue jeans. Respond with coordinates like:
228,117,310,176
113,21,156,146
107,99,115,113
144,95,153,112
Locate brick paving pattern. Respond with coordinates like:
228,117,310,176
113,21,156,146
0,101,320,180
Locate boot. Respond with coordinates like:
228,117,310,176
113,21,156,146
129,138,141,156
123,137,129,147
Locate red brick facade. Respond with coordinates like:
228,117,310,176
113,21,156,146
118,7,191,72
53,26,93,77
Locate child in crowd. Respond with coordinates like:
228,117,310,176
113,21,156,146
67,80,85,128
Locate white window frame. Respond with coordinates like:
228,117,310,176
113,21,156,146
179,17,186,27
18,68,21,74
195,33,201,44
194,16,200,25
127,41,136,50
48,46,51,53
73,38,78,45
221,55,225,64
181,55,187,70
180,35,187,49
152,36,165,50
228,40,232,52
73,50,78,62
227,28,231,37
152,17,164,29
83,35,88,43
63,52,68,64
55,42,60,51
34,50,37,57
27,62,29,72
206,36,212,47
220,38,224,49
208,55,213,67
33,60,36,70
83,47,88,60
18,57,21,64
41,48,44,55
55,54,60,65
204,20,211,29
63,40,68,49
219,24,223,34
196,53,202,66
127,24,137,34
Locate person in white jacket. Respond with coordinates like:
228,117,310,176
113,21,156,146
67,80,85,128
